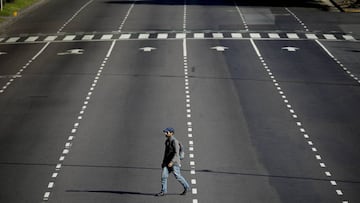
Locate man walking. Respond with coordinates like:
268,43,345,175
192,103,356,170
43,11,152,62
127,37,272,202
156,127,190,196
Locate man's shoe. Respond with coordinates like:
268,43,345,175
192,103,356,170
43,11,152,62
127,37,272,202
155,192,165,196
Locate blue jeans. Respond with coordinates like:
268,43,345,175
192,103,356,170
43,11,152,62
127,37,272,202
161,165,190,193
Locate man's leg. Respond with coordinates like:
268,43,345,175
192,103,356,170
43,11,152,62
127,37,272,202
161,167,169,193
173,165,190,192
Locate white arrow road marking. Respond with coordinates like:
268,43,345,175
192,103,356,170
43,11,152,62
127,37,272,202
282,46,300,52
211,46,228,52
57,49,84,55
139,47,156,52
0,52,7,55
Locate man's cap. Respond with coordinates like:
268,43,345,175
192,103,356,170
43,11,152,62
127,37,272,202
163,127,175,133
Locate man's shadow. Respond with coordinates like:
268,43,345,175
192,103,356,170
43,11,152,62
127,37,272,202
67,189,179,196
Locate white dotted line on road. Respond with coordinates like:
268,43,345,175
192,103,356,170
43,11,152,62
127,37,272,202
285,8,310,32
183,0,187,32
118,0,137,32
57,0,94,33
234,1,249,31
0,42,50,95
315,40,360,84
250,39,348,203
42,40,116,202
183,38,198,203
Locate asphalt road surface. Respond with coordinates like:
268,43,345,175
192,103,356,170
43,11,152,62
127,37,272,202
0,0,360,202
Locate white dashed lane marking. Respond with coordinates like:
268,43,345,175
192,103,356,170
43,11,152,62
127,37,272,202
183,37,198,203
0,42,50,95
41,40,117,201
57,0,94,33
315,40,360,84
250,39,349,203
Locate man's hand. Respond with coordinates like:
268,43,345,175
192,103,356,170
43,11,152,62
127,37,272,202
168,162,173,167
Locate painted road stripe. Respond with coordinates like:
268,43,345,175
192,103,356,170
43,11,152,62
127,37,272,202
139,33,150,39
306,34,318,39
194,33,204,39
287,33,299,39
119,34,131,39
44,36,57,41
250,33,261,38
0,37,4,42
25,36,39,42
268,33,280,38
324,34,336,40
343,35,355,40
213,33,224,38
82,35,94,40
101,34,113,40
63,35,76,41
231,33,242,38
6,37,20,43
176,33,186,39
157,33,168,39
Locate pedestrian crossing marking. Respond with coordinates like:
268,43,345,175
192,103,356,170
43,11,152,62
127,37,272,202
269,33,280,39
250,33,261,38
119,34,131,39
287,33,299,39
101,34,113,40
231,33,242,38
0,32,357,44
324,34,336,40
139,33,150,39
44,36,57,41
82,35,94,40
306,34,318,39
213,33,224,38
63,35,76,41
176,33,186,39
194,33,204,39
343,35,355,41
157,33,168,39
25,36,39,42
6,37,20,43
